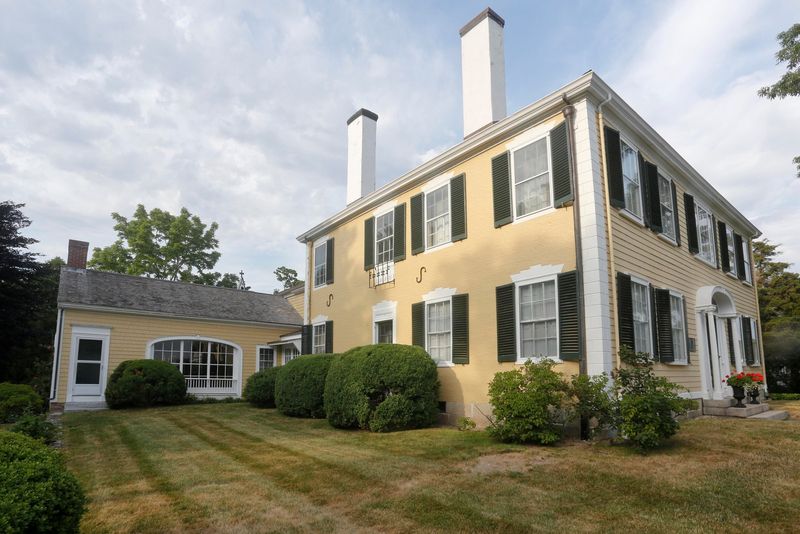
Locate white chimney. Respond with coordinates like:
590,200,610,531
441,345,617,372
460,8,506,138
346,108,378,204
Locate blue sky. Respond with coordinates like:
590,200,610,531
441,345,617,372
2,0,799,292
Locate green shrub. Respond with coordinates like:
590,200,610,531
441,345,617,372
569,373,614,439
0,431,86,533
275,354,334,418
612,346,692,451
771,392,800,400
487,359,571,444
0,382,44,423
457,417,477,431
324,344,439,432
105,360,187,409
244,368,280,408
10,414,60,445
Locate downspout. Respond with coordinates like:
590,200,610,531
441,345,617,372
303,242,311,325
49,307,64,402
561,95,587,439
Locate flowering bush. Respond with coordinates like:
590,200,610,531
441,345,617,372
725,372,753,388
746,372,764,392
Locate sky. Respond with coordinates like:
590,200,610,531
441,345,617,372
2,0,799,292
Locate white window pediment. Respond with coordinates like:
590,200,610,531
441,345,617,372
510,264,564,284
422,287,457,302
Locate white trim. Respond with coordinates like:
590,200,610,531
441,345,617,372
372,300,397,344
422,287,457,302
509,132,555,221
514,274,560,363
424,181,452,250
372,200,397,218
422,241,454,255
255,344,276,371
656,171,678,242
510,263,564,284
619,205,645,227
657,232,678,247
420,172,454,194
629,275,654,356
511,206,556,225
312,239,329,290
504,121,551,152
49,308,64,400
618,134,645,223
423,297,453,364
310,314,329,325
66,326,111,403
667,289,689,365
693,199,717,267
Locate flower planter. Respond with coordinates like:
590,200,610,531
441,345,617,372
731,386,747,408
748,388,760,405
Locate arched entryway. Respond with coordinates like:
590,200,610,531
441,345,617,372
696,286,738,399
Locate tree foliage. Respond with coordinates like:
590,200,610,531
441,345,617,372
88,204,245,288
758,23,800,177
274,266,301,290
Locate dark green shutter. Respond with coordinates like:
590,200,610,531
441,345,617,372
684,193,698,254
604,126,625,209
671,181,681,245
734,234,746,280
558,270,581,361
301,325,312,355
639,153,651,228
496,284,517,362
325,321,334,353
450,174,467,242
654,288,674,362
718,221,730,272
726,318,736,366
741,316,754,365
410,193,424,255
492,152,513,228
452,294,469,364
551,121,572,207
325,238,334,284
616,273,635,351
645,162,662,232
364,217,375,271
394,204,406,262
412,302,425,349
649,285,659,359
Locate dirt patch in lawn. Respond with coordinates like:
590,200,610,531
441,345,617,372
466,451,552,475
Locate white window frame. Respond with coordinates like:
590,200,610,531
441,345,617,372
425,296,452,365
424,183,451,250
312,322,327,354
510,134,554,221
282,345,300,364
375,209,394,266
372,300,397,344
146,336,242,396
256,345,275,371
620,137,644,222
749,317,761,366
630,276,653,356
694,201,716,267
725,225,738,278
741,239,753,284
515,274,559,362
668,290,688,365
313,239,327,289
657,173,677,243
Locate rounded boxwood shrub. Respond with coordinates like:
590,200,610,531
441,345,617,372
324,344,440,432
11,414,60,445
275,354,335,418
0,431,86,533
105,360,187,409
0,382,44,423
244,367,280,408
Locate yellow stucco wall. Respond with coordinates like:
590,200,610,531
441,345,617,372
306,112,579,418
55,308,298,403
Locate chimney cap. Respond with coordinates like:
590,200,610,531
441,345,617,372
347,108,379,125
459,7,505,37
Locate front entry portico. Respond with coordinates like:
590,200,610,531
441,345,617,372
696,286,740,400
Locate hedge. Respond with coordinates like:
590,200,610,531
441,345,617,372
105,360,187,409
244,367,280,408
0,431,86,533
0,383,44,423
275,354,335,418
770,393,800,400
324,344,440,432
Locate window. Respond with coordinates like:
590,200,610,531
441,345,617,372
257,347,274,371
283,345,299,363
726,226,737,277
152,339,236,386
620,140,642,218
658,174,676,240
313,242,327,288
518,279,558,358
741,239,752,283
312,324,326,354
512,137,551,218
425,184,450,249
631,281,652,354
669,294,687,363
375,211,394,265
426,300,451,363
375,320,393,344
750,318,761,366
695,203,716,264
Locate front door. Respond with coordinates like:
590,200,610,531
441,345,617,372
70,327,110,399
701,312,734,399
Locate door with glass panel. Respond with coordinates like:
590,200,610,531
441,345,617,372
70,328,110,398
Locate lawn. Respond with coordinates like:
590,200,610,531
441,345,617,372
62,403,800,533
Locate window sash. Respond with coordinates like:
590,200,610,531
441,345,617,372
258,347,274,371
750,318,760,365
517,279,558,359
658,174,675,240
669,295,687,363
425,184,450,249
741,240,752,282
726,227,737,275
631,282,652,354
426,300,451,363
283,345,299,363
376,320,393,344
375,211,394,265
512,137,552,218
152,339,235,380
620,140,642,217
312,324,326,354
695,204,715,263
313,243,327,287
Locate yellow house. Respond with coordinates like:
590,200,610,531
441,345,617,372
50,241,302,411
295,8,765,424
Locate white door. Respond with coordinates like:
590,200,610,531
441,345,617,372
69,327,110,399
701,313,734,400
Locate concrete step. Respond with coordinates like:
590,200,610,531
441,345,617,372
725,404,770,418
704,398,735,409
749,410,790,420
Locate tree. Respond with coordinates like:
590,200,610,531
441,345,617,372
88,205,244,288
758,23,800,177
275,266,301,290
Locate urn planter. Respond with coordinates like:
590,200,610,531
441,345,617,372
748,388,760,405
731,386,747,408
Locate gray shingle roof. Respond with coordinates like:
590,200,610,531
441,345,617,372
58,268,303,326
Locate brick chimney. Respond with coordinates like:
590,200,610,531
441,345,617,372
67,240,89,269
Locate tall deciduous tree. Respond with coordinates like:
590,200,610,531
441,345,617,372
88,205,244,287
758,23,800,177
274,266,301,290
